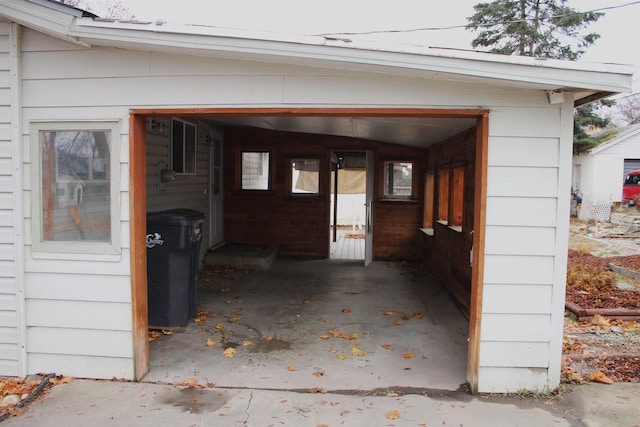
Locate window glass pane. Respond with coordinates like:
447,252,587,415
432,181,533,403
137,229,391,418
242,151,270,190
438,168,449,222
172,120,184,173
171,119,197,174
291,159,319,194
41,130,111,242
383,162,413,197
184,123,196,174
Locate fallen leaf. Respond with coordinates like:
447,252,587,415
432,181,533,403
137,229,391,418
303,300,310,305
206,338,217,347
411,312,423,319
393,321,404,326
223,348,236,358
242,340,253,346
381,343,391,349
342,308,352,313
319,335,330,340
287,365,298,371
383,311,395,316
214,323,224,331
386,391,399,397
387,410,400,420
589,371,613,384
350,347,368,356
231,307,242,313
161,329,175,335
401,352,415,359
313,371,325,377
228,317,241,322
337,354,347,360
265,336,273,341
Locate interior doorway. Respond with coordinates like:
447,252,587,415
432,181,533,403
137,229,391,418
329,150,367,261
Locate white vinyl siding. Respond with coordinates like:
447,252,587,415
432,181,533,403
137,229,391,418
479,105,570,392
146,117,210,257
0,22,20,376
8,22,576,393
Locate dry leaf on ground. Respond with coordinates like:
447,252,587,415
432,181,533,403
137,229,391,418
387,409,400,420
401,352,416,359
223,348,236,358
287,365,298,371
350,348,368,356
205,338,216,347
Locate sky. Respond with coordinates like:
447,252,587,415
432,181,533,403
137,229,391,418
82,0,639,67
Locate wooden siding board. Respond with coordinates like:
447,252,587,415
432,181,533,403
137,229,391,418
0,359,20,377
481,313,551,342
483,255,554,285
0,326,17,344
0,293,16,311
24,249,130,275
27,353,133,380
25,272,131,303
479,342,550,367
26,300,132,331
486,167,558,198
489,107,561,138
488,137,559,167
485,197,557,227
484,226,556,256
284,76,547,107
27,328,133,358
21,49,152,79
477,367,550,393
0,311,17,328
22,76,286,107
482,284,553,314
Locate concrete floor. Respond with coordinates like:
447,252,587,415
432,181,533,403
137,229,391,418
144,258,469,392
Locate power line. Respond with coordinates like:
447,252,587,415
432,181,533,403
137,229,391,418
314,1,640,37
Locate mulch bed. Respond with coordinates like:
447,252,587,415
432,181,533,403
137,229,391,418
563,250,640,383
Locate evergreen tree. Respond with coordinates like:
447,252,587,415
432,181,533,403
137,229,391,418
466,0,603,60
467,0,609,148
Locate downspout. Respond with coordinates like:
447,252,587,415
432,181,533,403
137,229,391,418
9,22,27,377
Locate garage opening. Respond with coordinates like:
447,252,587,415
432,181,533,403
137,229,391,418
130,109,488,392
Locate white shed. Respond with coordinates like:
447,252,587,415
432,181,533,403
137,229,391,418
0,0,634,394
573,123,640,218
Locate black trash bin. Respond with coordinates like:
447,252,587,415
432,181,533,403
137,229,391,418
146,209,205,327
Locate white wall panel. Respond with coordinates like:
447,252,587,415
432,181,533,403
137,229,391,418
485,197,557,227
484,226,556,256
486,166,558,198
27,327,133,358
482,284,553,314
489,137,559,167
483,255,554,285
479,341,549,367
481,313,551,342
26,300,132,331
477,367,550,393
25,272,131,303
28,353,134,380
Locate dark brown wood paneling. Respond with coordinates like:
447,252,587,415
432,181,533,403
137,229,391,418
223,126,424,259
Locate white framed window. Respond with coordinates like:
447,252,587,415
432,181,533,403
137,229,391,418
241,151,270,190
171,118,197,174
290,159,320,194
30,121,121,255
383,161,413,199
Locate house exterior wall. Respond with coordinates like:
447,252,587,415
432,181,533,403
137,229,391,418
146,116,211,260
3,25,572,393
0,22,22,376
573,130,640,209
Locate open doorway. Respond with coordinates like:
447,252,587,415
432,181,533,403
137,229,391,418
329,151,367,261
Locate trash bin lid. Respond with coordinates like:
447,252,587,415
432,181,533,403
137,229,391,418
147,209,205,225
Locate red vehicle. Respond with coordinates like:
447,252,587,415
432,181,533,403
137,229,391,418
623,169,640,205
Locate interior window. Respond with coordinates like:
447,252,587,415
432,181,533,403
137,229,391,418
291,159,320,194
438,168,449,223
242,151,270,190
423,171,435,228
451,167,465,228
171,118,197,174
383,161,413,198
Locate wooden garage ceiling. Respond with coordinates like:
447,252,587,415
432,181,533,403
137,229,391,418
207,116,477,148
